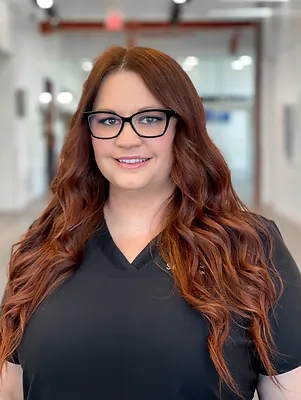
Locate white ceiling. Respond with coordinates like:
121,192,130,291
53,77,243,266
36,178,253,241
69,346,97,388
40,0,259,60
10,0,297,65
52,0,291,21
57,28,255,60
10,0,296,24
54,0,214,21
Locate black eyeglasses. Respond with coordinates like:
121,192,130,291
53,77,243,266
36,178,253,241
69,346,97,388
83,109,176,139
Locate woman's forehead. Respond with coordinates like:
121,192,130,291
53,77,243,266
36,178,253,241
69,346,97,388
93,70,163,114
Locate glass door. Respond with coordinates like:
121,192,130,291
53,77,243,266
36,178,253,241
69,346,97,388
204,102,255,207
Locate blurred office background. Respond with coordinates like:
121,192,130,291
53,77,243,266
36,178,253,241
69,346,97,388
0,0,300,321
1,2,301,398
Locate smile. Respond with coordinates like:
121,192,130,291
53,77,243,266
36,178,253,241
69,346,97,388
116,158,150,164
114,157,152,170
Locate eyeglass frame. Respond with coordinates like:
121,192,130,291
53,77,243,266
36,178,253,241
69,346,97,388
83,108,177,140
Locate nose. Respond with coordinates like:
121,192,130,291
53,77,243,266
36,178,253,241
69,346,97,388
115,122,142,148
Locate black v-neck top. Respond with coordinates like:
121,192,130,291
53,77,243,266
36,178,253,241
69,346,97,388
98,220,160,270
6,219,301,400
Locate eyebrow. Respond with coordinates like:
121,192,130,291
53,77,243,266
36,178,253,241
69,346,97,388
93,106,163,114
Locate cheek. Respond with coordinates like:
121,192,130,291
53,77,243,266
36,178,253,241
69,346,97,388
91,138,110,159
154,128,175,157
91,140,113,178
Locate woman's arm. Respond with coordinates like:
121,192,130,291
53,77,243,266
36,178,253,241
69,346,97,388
0,362,23,400
257,365,301,399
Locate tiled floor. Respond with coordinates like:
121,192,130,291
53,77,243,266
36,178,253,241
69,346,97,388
0,198,300,400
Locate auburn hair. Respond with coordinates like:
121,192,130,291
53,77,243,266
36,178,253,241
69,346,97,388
0,46,282,398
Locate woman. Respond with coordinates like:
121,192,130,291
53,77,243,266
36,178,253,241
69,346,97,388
1,46,301,400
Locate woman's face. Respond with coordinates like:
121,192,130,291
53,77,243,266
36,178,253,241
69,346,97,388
91,70,177,193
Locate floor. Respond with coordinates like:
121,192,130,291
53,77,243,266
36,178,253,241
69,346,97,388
0,198,300,400
0,197,49,294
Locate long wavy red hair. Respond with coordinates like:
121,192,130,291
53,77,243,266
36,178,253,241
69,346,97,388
0,46,282,398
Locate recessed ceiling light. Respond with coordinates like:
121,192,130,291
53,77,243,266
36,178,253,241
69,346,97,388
39,92,52,104
82,60,93,72
57,92,73,104
239,56,253,66
232,60,244,71
36,0,54,10
182,56,199,70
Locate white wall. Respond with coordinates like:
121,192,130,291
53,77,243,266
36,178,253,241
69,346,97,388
0,0,16,209
261,2,301,225
0,5,86,211
0,0,12,55
0,55,18,209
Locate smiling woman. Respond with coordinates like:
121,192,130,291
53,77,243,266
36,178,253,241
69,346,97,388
1,45,301,400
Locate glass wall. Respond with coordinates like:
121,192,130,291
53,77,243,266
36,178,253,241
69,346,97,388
179,49,256,206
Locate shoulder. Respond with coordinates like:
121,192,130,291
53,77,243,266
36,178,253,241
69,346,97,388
247,214,286,256
249,213,280,238
254,216,301,376
252,214,301,289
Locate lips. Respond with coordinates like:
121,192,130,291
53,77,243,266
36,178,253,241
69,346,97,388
116,158,150,164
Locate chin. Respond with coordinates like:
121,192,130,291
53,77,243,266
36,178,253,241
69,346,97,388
117,183,149,191
113,178,151,192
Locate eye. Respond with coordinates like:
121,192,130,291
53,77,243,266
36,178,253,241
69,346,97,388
98,117,120,126
140,116,162,124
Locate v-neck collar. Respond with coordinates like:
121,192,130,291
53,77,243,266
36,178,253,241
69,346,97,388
96,220,160,271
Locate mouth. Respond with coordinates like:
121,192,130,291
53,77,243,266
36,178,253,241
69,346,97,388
114,157,152,170
115,158,151,165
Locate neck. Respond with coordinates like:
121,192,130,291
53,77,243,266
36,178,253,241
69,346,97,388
105,182,175,234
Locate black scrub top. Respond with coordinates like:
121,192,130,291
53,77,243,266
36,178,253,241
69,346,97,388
6,219,301,400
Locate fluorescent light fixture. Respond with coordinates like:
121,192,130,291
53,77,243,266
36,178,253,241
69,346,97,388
36,0,54,9
208,7,273,18
239,55,253,66
57,92,73,104
173,0,187,4
39,92,52,104
232,60,244,70
82,60,93,72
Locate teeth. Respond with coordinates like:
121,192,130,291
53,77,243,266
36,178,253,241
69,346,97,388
118,158,148,164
